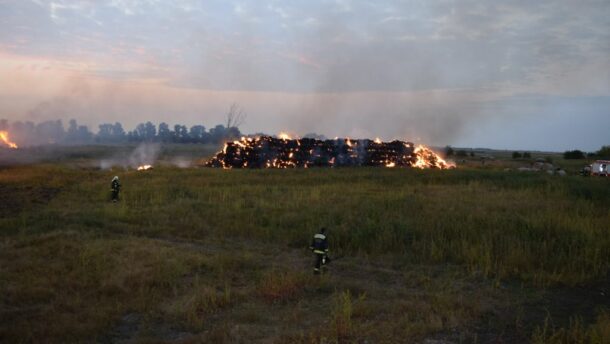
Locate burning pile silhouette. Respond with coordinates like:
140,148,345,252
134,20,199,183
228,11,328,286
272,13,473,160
205,136,454,169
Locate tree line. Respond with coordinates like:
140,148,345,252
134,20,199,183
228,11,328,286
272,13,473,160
0,118,244,146
444,145,610,160
562,147,610,160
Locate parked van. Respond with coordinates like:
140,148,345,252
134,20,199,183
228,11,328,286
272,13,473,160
591,160,609,176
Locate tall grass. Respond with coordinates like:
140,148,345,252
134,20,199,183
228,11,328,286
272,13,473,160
1,165,608,286
0,163,608,341
532,311,610,344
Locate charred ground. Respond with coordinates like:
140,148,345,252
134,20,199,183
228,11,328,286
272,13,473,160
0,145,608,343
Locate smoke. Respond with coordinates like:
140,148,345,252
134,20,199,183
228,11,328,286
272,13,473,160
99,142,161,170
169,157,193,168
128,143,161,167
97,143,197,169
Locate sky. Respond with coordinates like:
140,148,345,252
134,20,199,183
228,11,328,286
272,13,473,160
0,0,609,151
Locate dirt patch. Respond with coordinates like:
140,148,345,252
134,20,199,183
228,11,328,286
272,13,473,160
464,276,610,343
0,184,60,217
98,313,194,343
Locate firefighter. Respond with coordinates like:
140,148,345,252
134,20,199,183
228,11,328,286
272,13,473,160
111,176,121,202
310,227,329,274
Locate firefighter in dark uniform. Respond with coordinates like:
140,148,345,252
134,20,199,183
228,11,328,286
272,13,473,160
310,227,329,274
111,176,121,202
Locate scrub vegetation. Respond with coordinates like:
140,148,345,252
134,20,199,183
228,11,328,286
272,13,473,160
0,146,608,343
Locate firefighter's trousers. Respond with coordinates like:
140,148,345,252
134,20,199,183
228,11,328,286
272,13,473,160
313,253,327,274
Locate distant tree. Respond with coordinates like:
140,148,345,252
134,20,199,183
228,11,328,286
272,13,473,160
35,120,64,144
173,124,189,143
209,124,226,143
523,152,531,158
144,121,156,141
9,121,25,143
97,123,113,142
77,125,93,142
596,145,610,159
225,126,241,140
158,122,172,142
97,122,126,142
225,103,246,130
512,151,522,159
189,125,207,143
67,119,77,134
563,150,586,159
445,146,454,157
15,121,36,143
456,150,468,157
64,119,85,143
112,122,126,141
469,151,475,157
135,123,146,140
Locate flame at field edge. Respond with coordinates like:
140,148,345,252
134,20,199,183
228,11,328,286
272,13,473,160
137,164,153,171
0,131,18,149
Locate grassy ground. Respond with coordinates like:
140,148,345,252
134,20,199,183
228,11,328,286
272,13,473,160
0,147,608,343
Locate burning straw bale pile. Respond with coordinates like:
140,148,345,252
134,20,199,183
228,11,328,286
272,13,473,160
205,136,454,169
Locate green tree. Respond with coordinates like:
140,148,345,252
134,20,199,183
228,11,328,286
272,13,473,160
158,122,171,142
563,150,585,159
596,145,610,159
512,151,522,159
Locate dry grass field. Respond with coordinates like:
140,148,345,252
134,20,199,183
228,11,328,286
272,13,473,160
0,145,608,343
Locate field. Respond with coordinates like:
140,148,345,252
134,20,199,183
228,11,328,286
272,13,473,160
0,145,609,343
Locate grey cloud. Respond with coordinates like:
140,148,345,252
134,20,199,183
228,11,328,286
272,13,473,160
0,0,609,150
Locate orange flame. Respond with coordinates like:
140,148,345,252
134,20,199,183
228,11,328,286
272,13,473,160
207,135,455,170
0,131,18,149
137,164,153,171
413,145,455,169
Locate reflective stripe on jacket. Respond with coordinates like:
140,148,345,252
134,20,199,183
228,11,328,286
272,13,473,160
311,233,328,254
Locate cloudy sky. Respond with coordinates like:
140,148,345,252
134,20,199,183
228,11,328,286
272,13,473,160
0,0,609,150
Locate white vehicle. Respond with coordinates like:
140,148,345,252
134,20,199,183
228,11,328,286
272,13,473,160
591,160,610,176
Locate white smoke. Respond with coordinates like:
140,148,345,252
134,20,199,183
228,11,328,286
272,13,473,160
99,142,160,169
128,143,160,167
169,156,192,168
98,143,198,169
